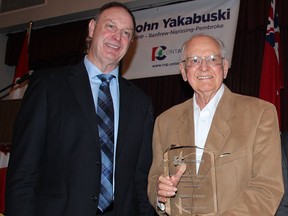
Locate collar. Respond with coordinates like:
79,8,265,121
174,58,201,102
84,55,119,79
193,84,225,115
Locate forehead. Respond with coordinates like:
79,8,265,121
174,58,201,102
98,7,134,29
186,36,221,56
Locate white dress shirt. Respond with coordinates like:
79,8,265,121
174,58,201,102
193,84,224,173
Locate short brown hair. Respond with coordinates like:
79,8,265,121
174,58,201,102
94,2,136,31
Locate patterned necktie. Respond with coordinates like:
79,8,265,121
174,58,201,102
97,74,114,212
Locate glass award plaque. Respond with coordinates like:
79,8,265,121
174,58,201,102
163,145,217,216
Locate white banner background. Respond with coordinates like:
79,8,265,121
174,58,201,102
122,0,240,79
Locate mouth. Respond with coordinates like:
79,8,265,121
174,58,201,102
106,43,120,50
197,75,213,80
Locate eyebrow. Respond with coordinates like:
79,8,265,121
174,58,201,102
106,19,134,31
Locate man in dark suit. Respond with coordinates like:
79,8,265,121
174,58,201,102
5,2,155,216
276,132,288,215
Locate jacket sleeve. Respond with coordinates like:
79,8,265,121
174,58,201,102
135,99,156,216
5,71,47,216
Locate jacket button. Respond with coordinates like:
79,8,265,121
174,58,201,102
91,195,98,201
96,161,101,165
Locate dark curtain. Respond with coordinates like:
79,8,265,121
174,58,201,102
4,0,288,131
5,19,89,69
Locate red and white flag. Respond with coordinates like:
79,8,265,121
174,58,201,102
0,151,10,214
259,0,284,128
7,28,31,99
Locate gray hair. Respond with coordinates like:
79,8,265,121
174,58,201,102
180,33,226,61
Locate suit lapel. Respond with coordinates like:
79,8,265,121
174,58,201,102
68,61,100,144
177,99,195,147
204,86,234,159
116,77,132,156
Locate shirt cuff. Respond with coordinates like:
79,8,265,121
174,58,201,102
157,196,166,212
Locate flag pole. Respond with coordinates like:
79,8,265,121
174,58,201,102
28,21,33,44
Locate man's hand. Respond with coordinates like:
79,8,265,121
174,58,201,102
157,163,187,203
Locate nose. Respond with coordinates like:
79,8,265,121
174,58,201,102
200,59,208,71
113,30,122,41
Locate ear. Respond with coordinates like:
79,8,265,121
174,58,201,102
179,62,188,82
223,58,229,79
88,19,96,38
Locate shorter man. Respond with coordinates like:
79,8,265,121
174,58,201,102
148,33,284,215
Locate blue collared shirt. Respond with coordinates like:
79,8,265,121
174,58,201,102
84,56,119,192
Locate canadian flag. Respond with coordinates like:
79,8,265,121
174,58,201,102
0,151,10,214
7,23,32,100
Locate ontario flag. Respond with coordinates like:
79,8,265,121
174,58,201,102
7,29,30,99
259,0,284,128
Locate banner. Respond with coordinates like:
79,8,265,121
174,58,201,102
259,0,283,128
122,0,240,79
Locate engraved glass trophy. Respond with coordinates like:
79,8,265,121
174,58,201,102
163,145,217,216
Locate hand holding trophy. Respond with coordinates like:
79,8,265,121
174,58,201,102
163,145,217,216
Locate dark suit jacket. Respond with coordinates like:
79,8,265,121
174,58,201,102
5,61,155,216
275,132,288,215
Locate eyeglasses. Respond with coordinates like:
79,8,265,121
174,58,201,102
181,55,224,67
